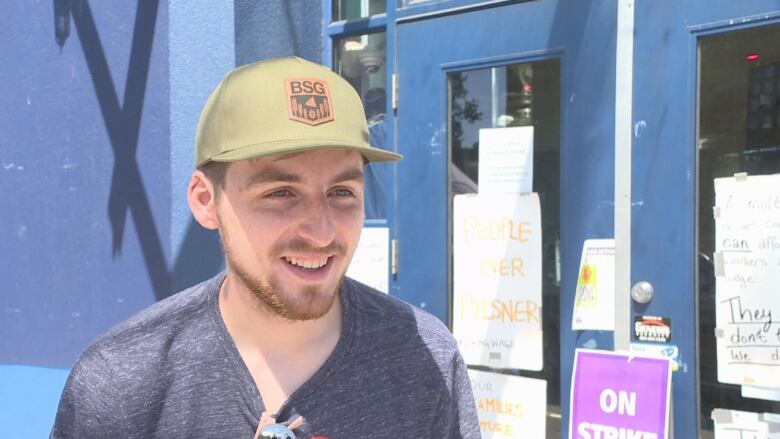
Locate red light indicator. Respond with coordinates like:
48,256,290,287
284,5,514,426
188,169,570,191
746,53,760,62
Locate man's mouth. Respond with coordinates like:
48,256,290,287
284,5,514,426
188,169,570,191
283,256,330,270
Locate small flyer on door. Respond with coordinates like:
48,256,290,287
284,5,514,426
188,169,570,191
478,126,534,194
571,239,615,331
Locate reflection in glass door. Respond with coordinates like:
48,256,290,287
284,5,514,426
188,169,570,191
448,59,562,435
697,22,780,437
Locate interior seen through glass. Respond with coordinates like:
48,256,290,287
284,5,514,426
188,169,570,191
332,0,385,21
334,32,388,220
697,23,780,437
448,59,561,435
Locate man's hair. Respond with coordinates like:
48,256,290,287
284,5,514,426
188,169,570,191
198,161,229,195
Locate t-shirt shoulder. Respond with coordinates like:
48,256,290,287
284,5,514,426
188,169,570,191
53,275,224,436
84,274,221,364
344,277,458,352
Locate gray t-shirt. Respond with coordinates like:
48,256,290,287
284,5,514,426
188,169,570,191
51,274,480,438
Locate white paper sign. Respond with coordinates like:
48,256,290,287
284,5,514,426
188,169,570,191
571,239,615,331
712,408,780,439
478,126,534,194
453,193,543,370
469,369,547,438
346,227,389,293
713,174,780,387
742,385,780,402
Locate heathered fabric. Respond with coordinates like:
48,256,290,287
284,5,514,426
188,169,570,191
50,273,480,438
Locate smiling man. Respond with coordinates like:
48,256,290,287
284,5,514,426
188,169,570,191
51,57,479,438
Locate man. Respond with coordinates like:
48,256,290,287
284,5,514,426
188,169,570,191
51,57,480,438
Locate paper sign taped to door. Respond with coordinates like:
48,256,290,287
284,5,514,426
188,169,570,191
742,385,780,402
570,349,672,439
713,174,780,387
452,193,543,370
478,126,534,194
469,369,547,439
571,239,615,331
346,227,389,294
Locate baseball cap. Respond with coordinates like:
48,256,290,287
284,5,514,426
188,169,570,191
195,56,402,167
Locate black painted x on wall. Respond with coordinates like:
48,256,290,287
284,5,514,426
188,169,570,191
63,0,172,301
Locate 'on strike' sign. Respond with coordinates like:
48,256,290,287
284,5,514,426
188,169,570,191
569,349,671,439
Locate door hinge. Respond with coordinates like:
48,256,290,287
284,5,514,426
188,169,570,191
391,238,399,275
391,73,398,111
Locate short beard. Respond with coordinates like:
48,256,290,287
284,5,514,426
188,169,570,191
220,235,345,321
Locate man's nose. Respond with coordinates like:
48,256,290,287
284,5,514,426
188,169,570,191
296,195,336,247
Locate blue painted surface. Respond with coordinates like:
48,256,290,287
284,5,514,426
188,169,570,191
632,2,780,437
168,0,234,291
1,0,170,369
1,1,171,435
234,0,323,67
1,0,327,434
395,3,616,437
0,366,70,439
1,0,246,436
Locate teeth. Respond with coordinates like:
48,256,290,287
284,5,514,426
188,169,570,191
284,256,328,269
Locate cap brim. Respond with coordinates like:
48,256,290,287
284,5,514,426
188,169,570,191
203,139,402,165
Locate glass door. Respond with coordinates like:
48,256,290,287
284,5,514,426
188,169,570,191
394,1,618,436
447,60,562,434
632,2,780,437
697,22,780,437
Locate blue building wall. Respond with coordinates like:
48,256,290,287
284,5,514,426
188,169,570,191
0,1,326,436
234,0,324,67
1,1,172,435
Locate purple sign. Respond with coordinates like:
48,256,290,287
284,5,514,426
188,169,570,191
569,349,671,439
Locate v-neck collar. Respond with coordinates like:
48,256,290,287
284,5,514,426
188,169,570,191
207,273,357,423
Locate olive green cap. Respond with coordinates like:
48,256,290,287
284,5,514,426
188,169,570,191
195,56,402,167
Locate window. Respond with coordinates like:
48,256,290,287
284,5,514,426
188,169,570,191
448,60,562,435
697,23,780,436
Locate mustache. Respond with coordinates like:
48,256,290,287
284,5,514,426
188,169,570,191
270,240,347,258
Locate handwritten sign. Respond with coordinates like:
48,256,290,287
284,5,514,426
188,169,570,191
469,369,547,438
453,193,543,370
569,349,672,439
713,174,780,387
572,239,615,331
478,126,534,194
346,227,389,293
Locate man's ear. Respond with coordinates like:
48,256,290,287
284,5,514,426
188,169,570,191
187,170,219,230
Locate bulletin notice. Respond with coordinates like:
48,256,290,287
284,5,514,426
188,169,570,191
714,174,780,387
452,193,543,371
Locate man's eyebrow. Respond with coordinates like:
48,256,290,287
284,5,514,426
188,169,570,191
244,168,302,187
243,166,363,189
332,167,364,184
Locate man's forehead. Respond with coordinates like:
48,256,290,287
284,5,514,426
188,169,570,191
230,148,365,185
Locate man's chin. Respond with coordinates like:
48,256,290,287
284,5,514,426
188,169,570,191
227,256,346,320
249,278,344,321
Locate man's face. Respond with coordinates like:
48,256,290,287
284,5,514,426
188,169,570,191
214,148,365,321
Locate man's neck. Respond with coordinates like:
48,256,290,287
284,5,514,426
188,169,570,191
217,271,345,413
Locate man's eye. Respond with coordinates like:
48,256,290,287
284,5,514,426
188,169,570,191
268,189,291,198
332,188,354,197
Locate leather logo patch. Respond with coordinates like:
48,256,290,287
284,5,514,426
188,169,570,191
285,78,334,126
